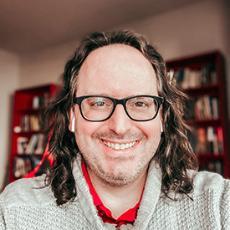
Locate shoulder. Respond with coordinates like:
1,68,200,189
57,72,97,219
0,175,55,208
192,170,230,196
191,171,230,227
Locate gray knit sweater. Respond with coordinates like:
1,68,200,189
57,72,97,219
0,155,230,230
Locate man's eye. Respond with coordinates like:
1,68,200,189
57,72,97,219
90,100,105,107
134,101,149,107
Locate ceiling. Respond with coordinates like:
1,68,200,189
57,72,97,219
0,0,200,54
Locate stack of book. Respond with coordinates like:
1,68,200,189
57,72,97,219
19,114,41,132
32,93,49,109
17,134,45,155
14,157,32,178
199,161,222,174
174,64,217,89
185,96,219,121
191,126,223,155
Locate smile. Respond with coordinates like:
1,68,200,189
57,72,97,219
102,140,136,150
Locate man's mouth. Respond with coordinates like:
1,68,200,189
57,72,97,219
102,140,137,150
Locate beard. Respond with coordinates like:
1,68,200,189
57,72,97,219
81,148,155,187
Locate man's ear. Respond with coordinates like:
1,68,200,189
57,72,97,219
69,108,75,133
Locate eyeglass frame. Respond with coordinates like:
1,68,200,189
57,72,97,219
73,95,164,122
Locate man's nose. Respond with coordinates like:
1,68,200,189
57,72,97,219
107,104,132,135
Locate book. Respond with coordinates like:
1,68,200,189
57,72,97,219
30,115,40,131
17,137,28,154
216,127,223,154
195,128,207,154
25,134,39,154
14,157,32,178
20,115,30,132
211,97,219,119
34,134,45,155
194,96,219,120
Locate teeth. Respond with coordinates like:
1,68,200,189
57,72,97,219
103,141,136,150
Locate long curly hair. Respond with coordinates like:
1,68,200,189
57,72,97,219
44,30,198,205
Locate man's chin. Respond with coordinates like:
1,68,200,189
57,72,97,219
101,175,134,187
96,169,140,187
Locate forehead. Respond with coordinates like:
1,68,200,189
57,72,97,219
76,44,158,96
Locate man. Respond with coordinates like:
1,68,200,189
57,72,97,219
0,30,229,229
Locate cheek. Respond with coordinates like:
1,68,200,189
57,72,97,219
141,125,162,166
142,119,161,138
75,116,101,142
74,108,91,137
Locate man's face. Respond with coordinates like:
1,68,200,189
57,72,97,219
73,44,162,186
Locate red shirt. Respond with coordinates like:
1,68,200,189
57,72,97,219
81,161,141,227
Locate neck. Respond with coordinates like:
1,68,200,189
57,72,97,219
88,168,147,219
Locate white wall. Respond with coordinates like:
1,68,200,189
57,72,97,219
20,41,79,88
0,50,20,190
119,0,228,59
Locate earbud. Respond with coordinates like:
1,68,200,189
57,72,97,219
160,123,163,133
70,117,75,132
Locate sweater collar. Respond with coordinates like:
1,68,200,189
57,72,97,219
73,154,162,230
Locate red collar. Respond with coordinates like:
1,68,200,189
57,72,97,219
81,160,141,227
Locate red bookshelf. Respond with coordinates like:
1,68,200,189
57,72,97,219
167,51,230,178
9,84,59,182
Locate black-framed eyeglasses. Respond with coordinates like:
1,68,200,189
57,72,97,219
73,95,164,122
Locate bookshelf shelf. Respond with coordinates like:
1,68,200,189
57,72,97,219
167,51,230,178
13,130,43,135
9,84,59,182
15,108,43,113
183,84,219,96
198,153,224,160
14,153,44,157
186,119,221,127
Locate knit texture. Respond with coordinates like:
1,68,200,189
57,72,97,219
0,154,230,230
